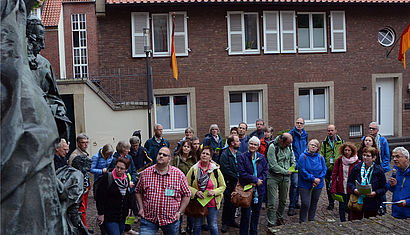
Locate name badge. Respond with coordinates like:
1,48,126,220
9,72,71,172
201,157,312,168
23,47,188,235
330,157,334,164
165,189,175,197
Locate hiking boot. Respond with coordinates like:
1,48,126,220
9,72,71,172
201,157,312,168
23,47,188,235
229,221,240,228
287,209,296,216
221,224,227,233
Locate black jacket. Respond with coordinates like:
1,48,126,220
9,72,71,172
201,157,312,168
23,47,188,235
347,162,386,211
219,148,241,190
95,172,133,222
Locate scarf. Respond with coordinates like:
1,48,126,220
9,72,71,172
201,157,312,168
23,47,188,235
358,162,374,204
112,169,129,196
252,153,259,204
197,162,211,192
341,155,358,193
375,134,382,164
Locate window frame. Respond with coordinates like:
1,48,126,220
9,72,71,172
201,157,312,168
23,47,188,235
223,84,268,136
294,81,334,129
153,87,196,134
71,13,88,79
229,91,263,128
263,11,280,54
151,13,170,57
296,12,327,53
227,11,260,55
131,12,149,58
153,94,190,133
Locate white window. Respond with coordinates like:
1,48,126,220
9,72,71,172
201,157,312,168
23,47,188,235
71,14,88,78
229,91,262,127
263,11,280,54
298,88,328,124
131,12,149,57
31,8,41,19
280,11,296,53
227,12,260,55
131,12,188,58
297,12,327,52
330,11,346,52
154,95,190,132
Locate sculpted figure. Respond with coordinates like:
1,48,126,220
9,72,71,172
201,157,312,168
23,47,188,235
1,0,67,234
57,155,92,235
26,15,71,140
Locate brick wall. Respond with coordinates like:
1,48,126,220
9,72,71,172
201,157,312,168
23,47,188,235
62,3,99,78
42,29,60,78
95,4,410,143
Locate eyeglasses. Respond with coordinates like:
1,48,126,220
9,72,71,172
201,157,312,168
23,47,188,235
296,122,304,125
249,142,259,146
368,127,377,130
392,154,404,159
158,152,170,157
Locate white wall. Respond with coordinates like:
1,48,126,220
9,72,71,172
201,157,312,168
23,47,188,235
58,82,149,155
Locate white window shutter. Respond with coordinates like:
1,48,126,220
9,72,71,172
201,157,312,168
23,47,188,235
263,11,280,54
131,12,149,58
171,12,188,56
280,11,296,53
330,11,346,52
227,12,243,55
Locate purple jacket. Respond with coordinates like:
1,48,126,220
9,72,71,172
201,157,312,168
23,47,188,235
237,151,268,196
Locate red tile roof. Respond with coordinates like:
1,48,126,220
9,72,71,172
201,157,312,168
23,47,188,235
107,0,409,3
41,0,62,27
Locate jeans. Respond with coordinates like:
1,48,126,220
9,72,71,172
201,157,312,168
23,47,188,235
338,194,350,222
139,218,180,235
325,172,334,207
289,173,299,209
193,207,218,235
299,187,322,223
240,194,264,235
266,175,290,226
103,220,125,235
180,215,194,230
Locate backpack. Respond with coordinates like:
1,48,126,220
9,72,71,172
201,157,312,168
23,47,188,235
93,172,113,200
267,141,280,162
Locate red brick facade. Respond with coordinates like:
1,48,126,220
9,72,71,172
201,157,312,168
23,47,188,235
43,3,410,144
42,29,60,78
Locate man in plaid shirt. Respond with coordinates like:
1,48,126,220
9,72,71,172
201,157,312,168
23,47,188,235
136,147,191,234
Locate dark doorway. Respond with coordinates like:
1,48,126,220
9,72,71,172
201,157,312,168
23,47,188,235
61,94,76,153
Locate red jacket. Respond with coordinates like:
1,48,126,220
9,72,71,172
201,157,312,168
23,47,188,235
258,138,268,157
331,157,360,194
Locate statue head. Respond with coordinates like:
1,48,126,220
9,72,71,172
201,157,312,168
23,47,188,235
26,15,45,69
71,155,92,175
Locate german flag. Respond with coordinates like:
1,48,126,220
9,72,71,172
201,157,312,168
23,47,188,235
171,14,178,80
398,23,410,69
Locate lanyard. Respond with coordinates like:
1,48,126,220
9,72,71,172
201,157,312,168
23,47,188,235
401,177,406,190
327,136,336,151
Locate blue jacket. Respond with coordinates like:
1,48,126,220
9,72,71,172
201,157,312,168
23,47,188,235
109,152,138,183
129,146,152,172
239,135,249,154
289,127,308,163
361,135,391,173
297,150,327,189
203,133,223,152
387,166,410,219
237,151,268,196
347,162,386,211
90,148,113,181
144,136,169,164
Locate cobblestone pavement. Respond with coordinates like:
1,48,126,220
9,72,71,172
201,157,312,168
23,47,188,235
86,186,409,235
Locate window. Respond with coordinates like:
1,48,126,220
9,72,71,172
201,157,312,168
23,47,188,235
298,88,328,124
229,91,262,127
71,14,88,78
131,12,188,58
227,12,260,55
154,95,190,132
349,124,363,137
330,11,346,52
263,11,280,54
297,13,326,52
378,27,395,47
31,8,41,19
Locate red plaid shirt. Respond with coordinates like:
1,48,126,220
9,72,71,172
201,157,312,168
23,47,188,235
135,165,191,226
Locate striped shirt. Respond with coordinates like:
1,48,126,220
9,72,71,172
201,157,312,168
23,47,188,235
135,165,191,226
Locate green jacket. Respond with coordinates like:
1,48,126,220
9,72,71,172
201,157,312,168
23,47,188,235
320,135,344,173
267,136,295,177
171,154,197,175
186,161,226,209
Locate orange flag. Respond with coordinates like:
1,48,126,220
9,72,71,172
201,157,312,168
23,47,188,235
171,14,178,80
398,23,410,69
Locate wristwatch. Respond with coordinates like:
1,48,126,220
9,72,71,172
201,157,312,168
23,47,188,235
178,211,184,216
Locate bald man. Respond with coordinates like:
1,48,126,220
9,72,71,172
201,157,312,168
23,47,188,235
266,133,295,229
320,124,344,210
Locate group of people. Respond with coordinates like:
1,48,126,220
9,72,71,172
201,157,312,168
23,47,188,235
53,120,410,235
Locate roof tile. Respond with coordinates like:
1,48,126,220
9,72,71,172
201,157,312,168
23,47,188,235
106,0,409,3
42,0,62,27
